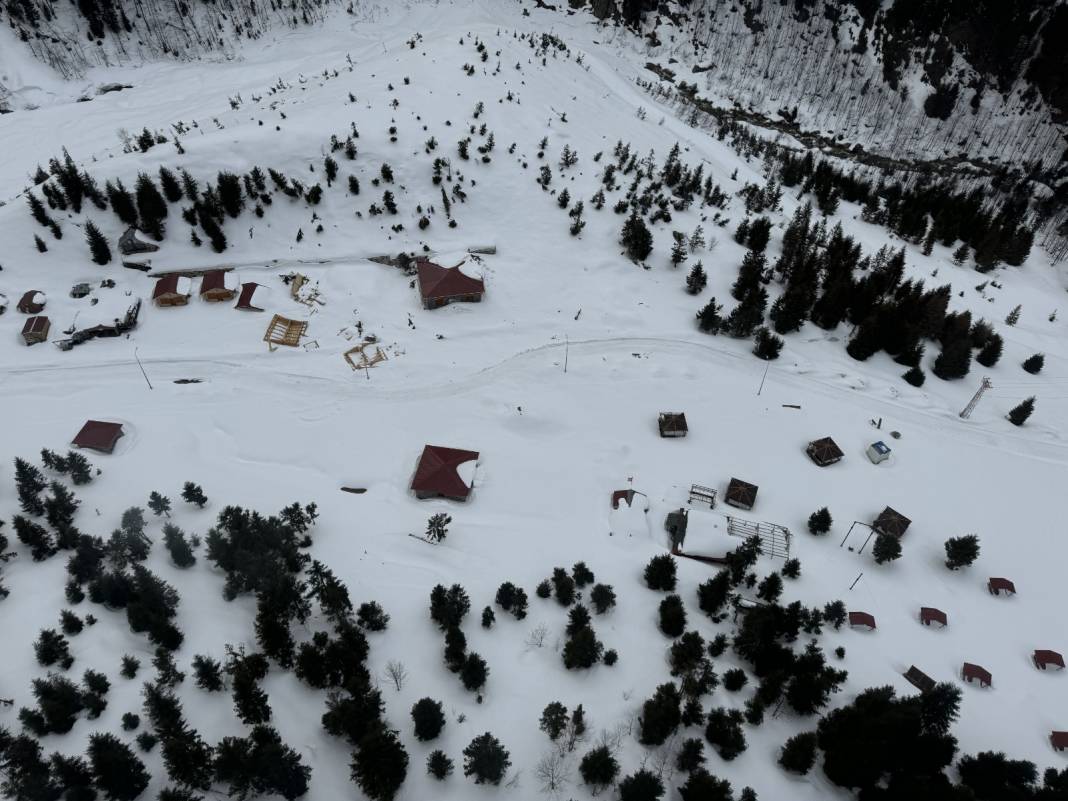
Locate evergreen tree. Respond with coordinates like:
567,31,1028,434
411,698,445,741
1005,304,1021,326
460,653,489,691
551,567,576,606
590,583,616,614
621,211,653,261
670,231,689,268
696,297,723,333
903,366,926,387
644,554,677,591
540,702,569,741
779,732,817,774
192,654,224,691
426,750,454,779
932,337,972,380
872,534,902,564
463,733,511,785
34,628,73,668
686,262,707,295
429,583,470,630
723,287,768,338
181,482,208,508
752,327,783,360
639,683,682,746
214,724,311,800
675,738,706,773
658,595,687,637
14,456,47,516
1007,396,1035,426
976,333,1003,367
356,601,390,631
808,507,832,535
697,572,731,617
34,234,48,252
65,452,93,485
1022,353,1044,374
159,167,183,203
944,535,980,570
846,316,883,361
618,769,665,801
579,745,620,793
350,726,408,801
28,192,53,227
217,172,245,218
756,573,783,603
106,179,139,227
15,516,55,560
562,626,603,669
148,491,172,517
679,769,732,801
88,732,151,801
163,524,195,568
704,707,747,760
731,250,766,301
135,173,168,240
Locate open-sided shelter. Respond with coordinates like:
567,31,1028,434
725,478,758,511
411,445,479,501
873,506,911,537
806,437,844,466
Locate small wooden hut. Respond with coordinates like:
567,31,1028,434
872,506,911,537
152,275,191,307
988,577,1016,597
22,316,50,345
1034,650,1065,671
725,478,758,511
71,420,125,454
658,413,688,438
411,445,479,502
848,611,877,630
920,607,948,627
17,290,46,314
806,437,844,466
200,270,237,302
1051,732,1068,753
904,666,936,693
961,662,992,688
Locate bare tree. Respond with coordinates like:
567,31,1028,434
535,751,571,797
383,660,408,691
525,623,549,650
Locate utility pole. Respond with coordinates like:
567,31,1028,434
563,334,569,374
757,360,770,396
134,348,153,390
959,376,992,419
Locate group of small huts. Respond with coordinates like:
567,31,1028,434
153,271,264,311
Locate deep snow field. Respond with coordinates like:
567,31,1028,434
2,2,1067,799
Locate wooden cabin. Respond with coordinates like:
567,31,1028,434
416,259,485,309
71,420,125,454
17,290,46,314
873,506,911,538
904,665,936,693
848,611,877,630
725,478,758,511
806,437,844,466
200,270,237,302
411,445,479,501
152,275,191,307
22,316,50,345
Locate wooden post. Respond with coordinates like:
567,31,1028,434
849,573,863,590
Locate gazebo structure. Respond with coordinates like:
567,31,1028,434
22,316,50,345
71,420,125,454
657,413,688,438
848,611,877,630
806,437,844,466
1034,650,1065,671
920,607,948,627
416,259,485,309
904,665,936,693
411,445,479,502
725,478,758,511
988,577,1016,596
961,662,992,688
872,506,911,538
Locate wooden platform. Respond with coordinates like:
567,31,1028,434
264,315,308,348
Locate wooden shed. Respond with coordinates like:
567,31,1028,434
235,282,265,311
200,270,237,302
1051,732,1068,753
22,316,50,345
1034,650,1065,671
806,437,844,466
152,275,191,307
872,506,911,538
658,412,688,438
920,607,947,627
17,290,46,314
904,665,936,693
411,445,479,502
71,420,124,454
725,478,758,511
848,611,876,630
961,662,992,688
988,577,1016,597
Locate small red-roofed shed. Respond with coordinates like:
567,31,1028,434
988,577,1016,596
962,662,992,688
920,607,947,627
411,445,479,502
71,420,124,454
1051,732,1068,752
848,611,876,630
1034,650,1065,671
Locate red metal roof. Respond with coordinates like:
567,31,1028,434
22,316,49,334
17,290,45,314
989,577,1016,595
235,282,264,311
411,445,479,500
1034,650,1065,670
416,260,485,302
71,420,124,453
1052,731,1068,751
962,662,992,687
153,274,183,299
920,607,947,627
200,270,229,295
848,611,877,630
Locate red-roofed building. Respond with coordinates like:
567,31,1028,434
411,445,479,501
848,611,877,630
416,260,485,309
1051,732,1068,752
988,577,1016,596
235,282,266,311
962,662,992,688
22,316,50,345
152,275,190,307
200,270,237,302
71,420,125,454
920,607,947,627
17,290,46,314
1034,650,1065,671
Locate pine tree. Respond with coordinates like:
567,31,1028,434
752,327,783,360
589,583,616,614
872,534,902,564
460,652,489,691
619,769,666,801
148,491,172,517
105,180,139,227
27,192,53,227
14,457,47,516
903,366,926,387
135,173,168,240
15,516,55,561
411,698,445,741
1022,353,1044,374
463,733,511,785
163,524,195,568
731,250,765,300
1007,396,1035,426
952,243,969,265
1005,305,1021,326
540,702,569,740
621,211,653,261
217,172,245,218
83,219,111,265
579,745,620,793
644,554,677,591
350,726,409,801
723,287,768,339
779,731,818,774
976,333,1003,367
357,601,390,631
846,316,882,361
34,234,48,252
695,297,722,333
670,231,689,268
685,262,707,295
181,481,208,508
944,535,980,570
159,167,183,203
658,595,687,637
639,683,682,746
756,573,784,603
427,750,454,779
932,337,972,380
192,654,224,691
88,732,151,801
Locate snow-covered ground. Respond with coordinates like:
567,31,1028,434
2,2,1067,799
